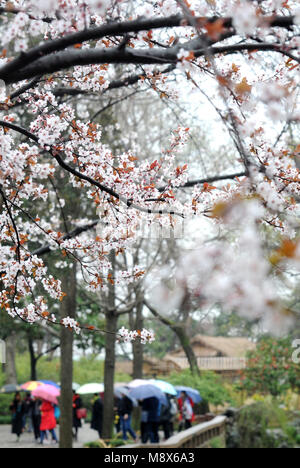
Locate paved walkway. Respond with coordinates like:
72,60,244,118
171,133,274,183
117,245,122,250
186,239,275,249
0,423,99,448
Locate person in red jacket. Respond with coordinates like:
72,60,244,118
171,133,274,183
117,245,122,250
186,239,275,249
40,400,58,445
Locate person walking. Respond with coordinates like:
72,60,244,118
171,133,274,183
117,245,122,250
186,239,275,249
72,392,83,441
169,397,178,436
40,400,58,445
23,393,33,433
179,391,193,430
141,397,160,444
119,394,137,442
91,393,103,439
159,396,172,440
31,397,41,443
10,392,25,442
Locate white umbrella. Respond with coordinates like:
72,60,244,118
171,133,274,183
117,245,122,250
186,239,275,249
77,383,104,395
149,379,177,396
128,379,149,388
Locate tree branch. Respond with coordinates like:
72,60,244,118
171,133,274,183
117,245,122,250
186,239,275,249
0,14,295,82
3,41,298,85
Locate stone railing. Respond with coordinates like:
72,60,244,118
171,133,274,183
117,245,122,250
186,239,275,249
124,415,227,449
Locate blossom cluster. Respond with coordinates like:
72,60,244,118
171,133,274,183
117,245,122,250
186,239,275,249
117,327,155,344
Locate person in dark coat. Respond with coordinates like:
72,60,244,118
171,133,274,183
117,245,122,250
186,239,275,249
118,394,137,441
159,396,172,440
91,394,103,438
31,397,41,442
141,397,160,444
23,393,33,432
10,393,25,442
72,392,83,441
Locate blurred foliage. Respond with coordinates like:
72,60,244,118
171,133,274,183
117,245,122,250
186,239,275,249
238,337,300,398
165,370,235,408
232,403,298,448
208,436,226,449
0,353,131,387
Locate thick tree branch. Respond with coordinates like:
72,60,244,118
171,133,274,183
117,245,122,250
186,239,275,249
0,14,295,82
3,40,298,84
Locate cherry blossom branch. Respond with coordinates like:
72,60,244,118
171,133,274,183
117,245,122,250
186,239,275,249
0,120,185,218
4,40,298,85
0,14,296,83
168,171,248,190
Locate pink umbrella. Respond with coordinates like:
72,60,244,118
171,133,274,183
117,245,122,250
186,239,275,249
32,384,60,405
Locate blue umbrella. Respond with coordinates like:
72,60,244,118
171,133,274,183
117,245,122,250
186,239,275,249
175,386,202,404
129,385,167,405
148,379,177,396
114,386,138,406
39,380,60,389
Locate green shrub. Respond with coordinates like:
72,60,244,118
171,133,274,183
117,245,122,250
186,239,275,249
165,370,235,409
209,437,225,449
0,415,11,425
84,438,126,448
0,395,13,416
234,403,296,448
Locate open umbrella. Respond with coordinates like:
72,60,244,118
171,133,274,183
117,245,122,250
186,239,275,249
148,379,177,396
32,384,60,405
129,384,167,405
114,385,138,406
77,383,104,395
21,381,44,392
0,384,23,394
39,380,60,389
128,379,148,388
175,386,202,404
72,382,80,392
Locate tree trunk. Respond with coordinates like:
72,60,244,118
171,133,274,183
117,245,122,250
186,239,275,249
4,332,17,384
28,337,37,381
132,301,144,379
144,300,200,376
174,326,200,376
102,251,117,440
102,311,118,439
59,262,77,449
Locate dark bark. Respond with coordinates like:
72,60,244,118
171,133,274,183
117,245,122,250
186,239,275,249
174,326,200,376
4,332,17,385
59,261,77,449
102,252,117,440
0,14,294,83
28,337,37,381
144,300,200,376
102,311,118,439
132,301,144,380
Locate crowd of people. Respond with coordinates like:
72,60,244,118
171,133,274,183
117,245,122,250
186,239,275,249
9,392,58,445
87,390,195,443
8,390,195,445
